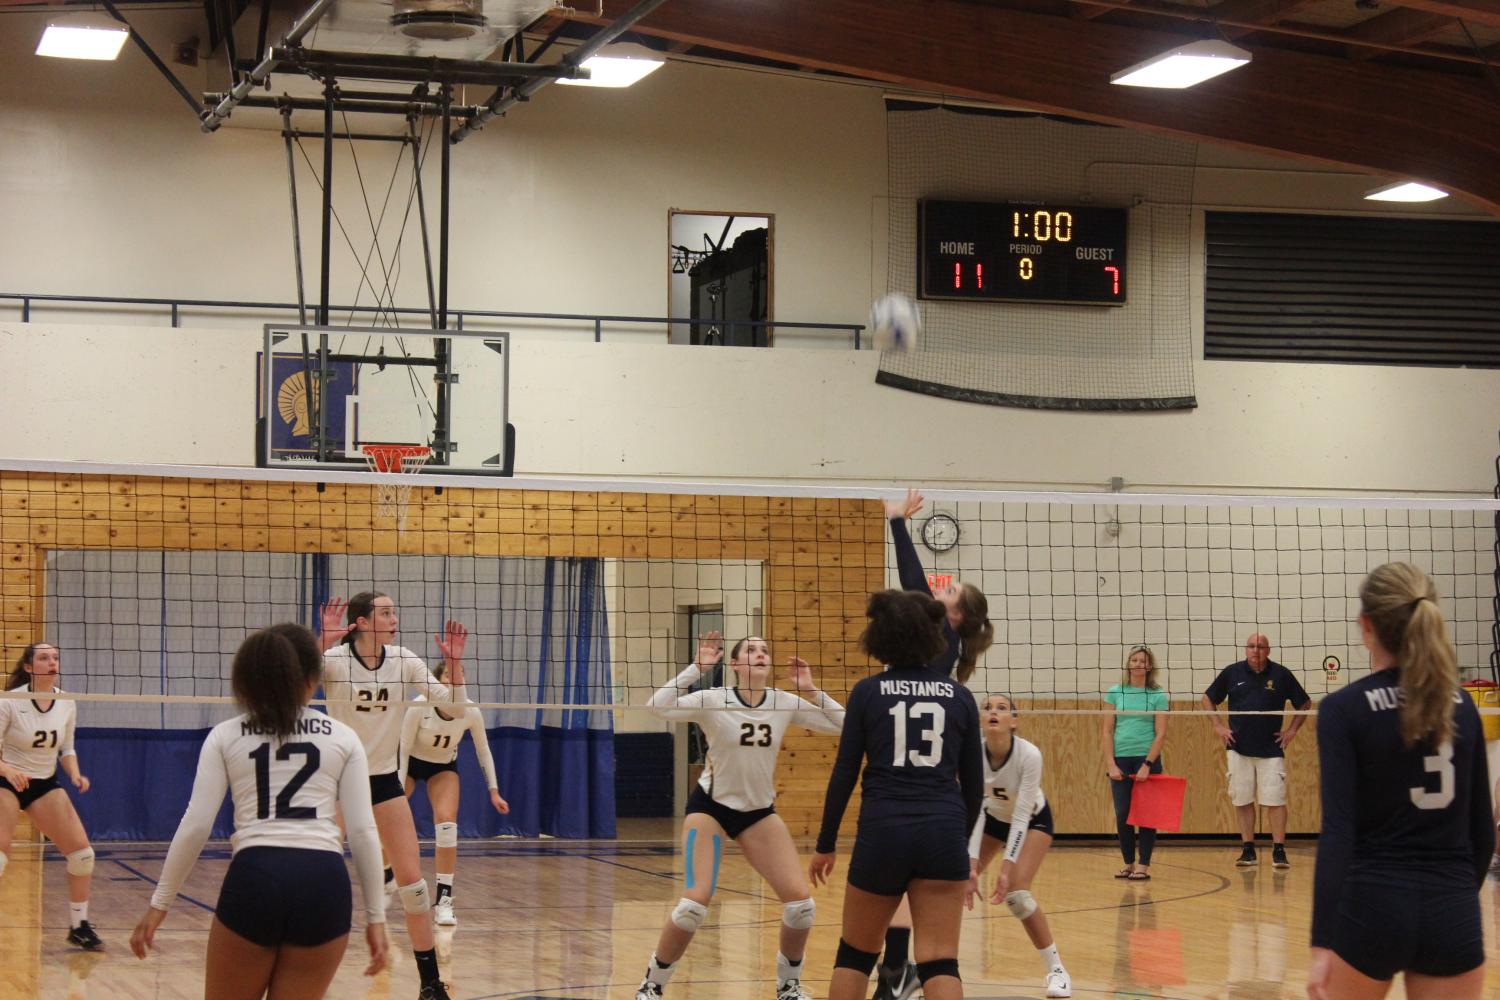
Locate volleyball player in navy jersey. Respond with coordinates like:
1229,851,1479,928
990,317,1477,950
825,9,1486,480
877,490,994,999
812,589,984,1000
0,643,103,950
130,624,387,999
1308,562,1491,1000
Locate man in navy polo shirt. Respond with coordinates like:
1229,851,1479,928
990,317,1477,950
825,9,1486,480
1201,633,1311,870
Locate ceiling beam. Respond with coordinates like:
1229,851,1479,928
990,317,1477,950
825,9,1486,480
1070,0,1118,20
1348,9,1453,59
590,0,1500,214
1379,0,1500,28
1210,0,1322,40
1066,0,1487,65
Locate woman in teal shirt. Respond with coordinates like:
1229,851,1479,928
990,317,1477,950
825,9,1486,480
1099,647,1169,880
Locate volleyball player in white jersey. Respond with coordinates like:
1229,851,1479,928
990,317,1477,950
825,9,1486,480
397,676,509,926
320,592,468,1000
966,694,1070,998
0,643,102,950
635,631,845,1000
129,624,387,999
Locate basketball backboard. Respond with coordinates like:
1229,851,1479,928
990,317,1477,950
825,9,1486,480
256,324,511,475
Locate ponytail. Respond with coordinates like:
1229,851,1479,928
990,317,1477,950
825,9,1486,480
952,583,994,685
1359,562,1458,749
232,624,323,739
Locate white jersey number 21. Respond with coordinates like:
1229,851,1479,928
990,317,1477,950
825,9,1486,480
890,701,944,767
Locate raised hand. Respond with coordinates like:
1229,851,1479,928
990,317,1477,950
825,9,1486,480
696,630,724,671
319,598,352,648
787,656,815,692
883,488,925,521
436,620,468,662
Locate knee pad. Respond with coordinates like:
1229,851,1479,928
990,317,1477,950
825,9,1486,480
65,847,94,877
670,897,709,932
398,879,431,915
434,821,458,849
916,958,960,983
1005,889,1037,919
0,850,7,879
834,938,880,975
781,897,815,930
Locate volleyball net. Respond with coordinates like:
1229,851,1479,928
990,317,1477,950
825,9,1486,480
4,459,1496,718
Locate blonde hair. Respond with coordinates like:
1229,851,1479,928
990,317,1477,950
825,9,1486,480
951,584,994,686
1122,646,1161,690
1360,561,1458,748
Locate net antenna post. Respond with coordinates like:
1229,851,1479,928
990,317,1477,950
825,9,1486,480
362,443,431,531
1105,475,1125,538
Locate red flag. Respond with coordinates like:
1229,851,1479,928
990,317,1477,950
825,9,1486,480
1126,774,1186,832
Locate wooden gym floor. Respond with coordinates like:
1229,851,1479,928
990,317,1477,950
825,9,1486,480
2,824,1499,999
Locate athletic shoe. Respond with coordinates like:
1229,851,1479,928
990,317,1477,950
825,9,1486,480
417,982,452,1000
433,898,457,926
1235,843,1258,868
635,982,665,1000
886,962,919,1000
66,921,103,950
1271,844,1290,870
1045,969,1072,998
777,979,812,1000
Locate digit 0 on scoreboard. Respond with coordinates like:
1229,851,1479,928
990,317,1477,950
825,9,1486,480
918,200,1128,305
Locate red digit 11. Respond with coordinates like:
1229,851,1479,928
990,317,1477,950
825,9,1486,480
1104,266,1120,295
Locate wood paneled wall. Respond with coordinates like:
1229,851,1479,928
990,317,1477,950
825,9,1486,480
0,471,885,836
0,471,1323,837
1019,698,1321,837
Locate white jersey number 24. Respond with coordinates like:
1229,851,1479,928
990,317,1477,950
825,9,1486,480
889,701,944,767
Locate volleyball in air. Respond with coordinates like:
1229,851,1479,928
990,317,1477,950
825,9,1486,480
869,292,921,353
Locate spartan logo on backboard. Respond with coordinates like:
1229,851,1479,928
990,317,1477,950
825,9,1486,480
256,354,358,460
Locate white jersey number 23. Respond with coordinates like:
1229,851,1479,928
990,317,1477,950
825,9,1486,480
890,701,944,767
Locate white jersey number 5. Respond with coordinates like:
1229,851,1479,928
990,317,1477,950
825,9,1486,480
1410,741,1455,810
890,701,945,767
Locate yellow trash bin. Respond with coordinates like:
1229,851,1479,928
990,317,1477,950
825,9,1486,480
1462,681,1500,741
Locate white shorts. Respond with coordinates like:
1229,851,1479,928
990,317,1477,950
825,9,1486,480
1227,750,1286,807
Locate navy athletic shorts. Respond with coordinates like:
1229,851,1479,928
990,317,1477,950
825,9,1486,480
405,757,457,783
369,770,405,805
983,802,1055,844
846,816,971,896
215,846,352,948
0,773,60,811
1330,870,1484,980
685,785,776,840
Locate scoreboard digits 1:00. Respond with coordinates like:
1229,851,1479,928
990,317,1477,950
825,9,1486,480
918,200,1128,305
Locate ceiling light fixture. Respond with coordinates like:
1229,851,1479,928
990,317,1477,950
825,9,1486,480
1364,180,1448,203
36,12,129,61
557,42,664,88
1110,39,1251,89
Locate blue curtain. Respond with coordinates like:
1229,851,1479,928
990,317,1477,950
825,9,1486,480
57,553,614,841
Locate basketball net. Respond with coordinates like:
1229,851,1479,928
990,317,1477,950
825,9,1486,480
362,444,430,530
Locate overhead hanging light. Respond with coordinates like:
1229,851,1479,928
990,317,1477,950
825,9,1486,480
1364,180,1448,203
1110,39,1251,89
556,41,664,88
36,12,129,61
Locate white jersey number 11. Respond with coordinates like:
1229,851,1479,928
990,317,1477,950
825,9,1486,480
890,701,944,767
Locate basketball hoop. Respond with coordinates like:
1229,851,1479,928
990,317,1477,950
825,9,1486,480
362,443,430,529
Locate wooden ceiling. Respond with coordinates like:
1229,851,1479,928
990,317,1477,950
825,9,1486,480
573,0,1500,215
